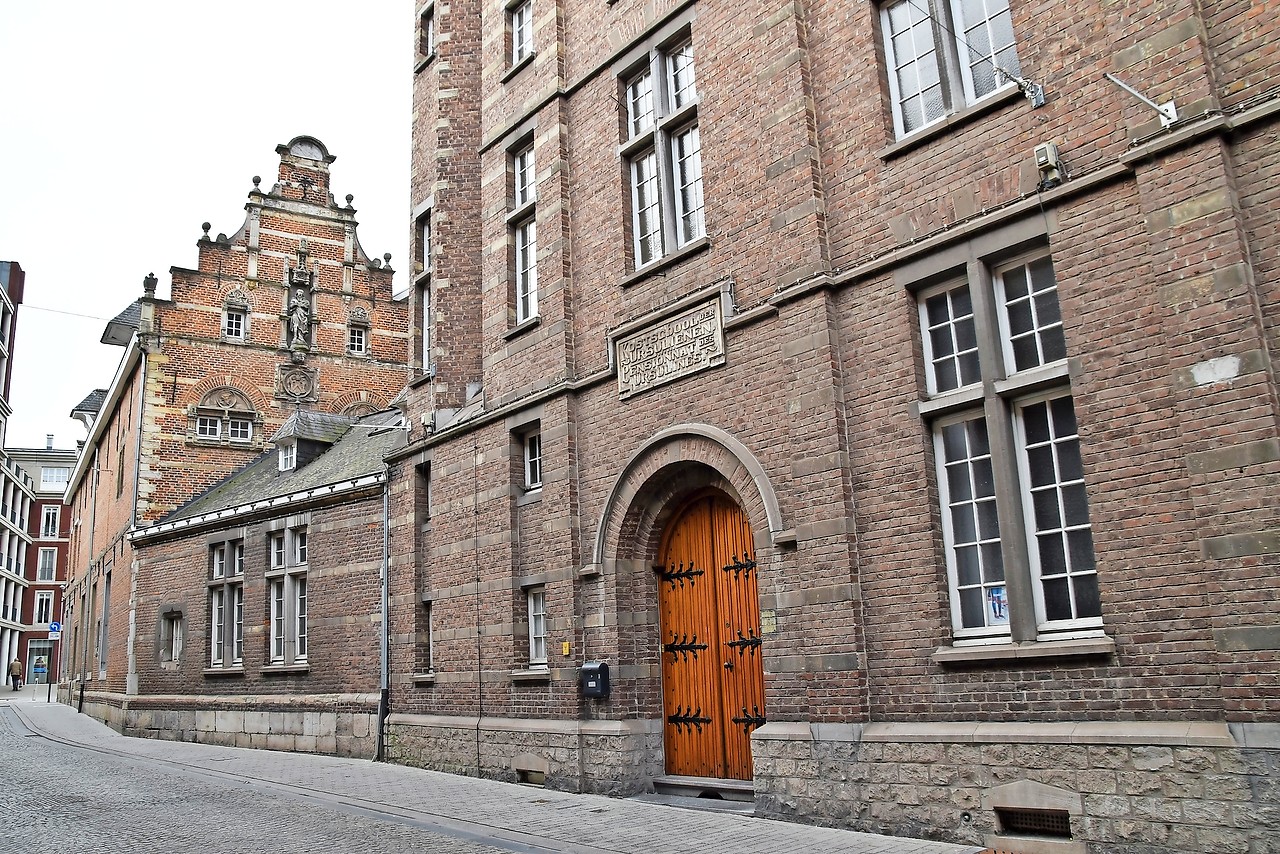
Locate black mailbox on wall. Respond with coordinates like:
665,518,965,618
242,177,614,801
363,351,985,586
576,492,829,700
580,661,610,698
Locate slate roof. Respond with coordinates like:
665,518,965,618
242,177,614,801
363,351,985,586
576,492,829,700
101,300,141,345
270,409,355,444
159,409,406,526
70,389,109,417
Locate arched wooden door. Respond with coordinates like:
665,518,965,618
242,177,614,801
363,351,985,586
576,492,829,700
657,493,764,780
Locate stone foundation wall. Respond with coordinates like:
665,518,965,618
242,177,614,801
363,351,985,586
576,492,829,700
752,721,1280,854
386,714,663,795
66,688,378,758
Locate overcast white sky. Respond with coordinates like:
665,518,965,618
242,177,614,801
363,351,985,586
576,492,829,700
0,1,412,451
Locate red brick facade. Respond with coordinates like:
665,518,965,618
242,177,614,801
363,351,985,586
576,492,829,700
63,138,408,719
383,0,1280,849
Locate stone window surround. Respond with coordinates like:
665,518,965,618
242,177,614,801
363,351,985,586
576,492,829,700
616,24,705,274
508,406,545,501
878,0,1023,141
897,214,1112,663
204,530,246,675
264,514,310,673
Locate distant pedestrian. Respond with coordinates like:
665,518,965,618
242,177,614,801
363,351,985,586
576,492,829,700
8,658,21,690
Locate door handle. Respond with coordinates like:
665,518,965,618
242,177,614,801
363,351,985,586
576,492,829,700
723,660,734,671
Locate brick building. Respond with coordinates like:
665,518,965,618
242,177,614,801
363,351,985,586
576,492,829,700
8,440,78,686
62,138,409,731
0,260,31,678
378,0,1280,850
124,409,404,754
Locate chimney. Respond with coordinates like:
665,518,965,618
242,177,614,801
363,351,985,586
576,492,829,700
46,434,53,450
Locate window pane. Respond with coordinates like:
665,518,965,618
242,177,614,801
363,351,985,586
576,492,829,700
1000,255,1065,372
1022,401,1049,443
1068,528,1096,573
515,219,538,323
1042,576,1071,621
666,40,697,108
671,125,705,245
1032,487,1060,529
627,69,655,136
959,587,985,628
946,462,973,501
951,504,976,542
977,499,1000,538
1073,573,1102,618
631,150,663,265
955,545,980,586
922,285,980,392
1037,532,1066,576
1026,444,1054,487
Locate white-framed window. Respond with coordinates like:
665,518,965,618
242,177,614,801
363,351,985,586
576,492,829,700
920,250,1099,644
509,0,533,66
270,532,286,569
197,417,220,439
267,526,309,666
37,548,56,582
40,466,70,491
161,612,184,664
527,586,547,667
189,388,258,447
507,141,538,325
419,6,436,59
417,210,432,276
621,35,704,269
34,591,53,625
514,219,538,323
41,505,59,538
279,443,297,472
208,539,244,668
223,307,246,341
880,0,1022,138
348,324,368,355
524,431,543,490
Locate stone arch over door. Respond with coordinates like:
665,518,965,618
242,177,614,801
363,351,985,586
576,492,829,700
591,424,786,779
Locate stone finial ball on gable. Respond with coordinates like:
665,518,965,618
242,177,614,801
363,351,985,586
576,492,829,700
277,135,336,165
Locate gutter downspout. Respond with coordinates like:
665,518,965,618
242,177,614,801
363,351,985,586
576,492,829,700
376,463,390,761
78,447,100,714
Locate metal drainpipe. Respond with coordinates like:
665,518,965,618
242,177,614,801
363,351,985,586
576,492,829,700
78,447,100,714
376,464,391,761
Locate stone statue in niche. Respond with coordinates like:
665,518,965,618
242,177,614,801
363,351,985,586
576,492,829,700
288,289,310,347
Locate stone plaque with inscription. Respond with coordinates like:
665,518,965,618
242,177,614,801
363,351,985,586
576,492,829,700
616,299,725,399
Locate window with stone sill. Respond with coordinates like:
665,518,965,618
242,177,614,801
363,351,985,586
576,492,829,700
208,540,244,669
348,307,371,356
37,548,56,581
188,388,259,449
160,611,184,665
509,140,538,325
222,290,251,342
527,586,547,668
267,526,308,666
418,6,436,61
880,0,1022,139
41,505,59,539
509,0,533,68
621,34,705,272
918,250,1101,645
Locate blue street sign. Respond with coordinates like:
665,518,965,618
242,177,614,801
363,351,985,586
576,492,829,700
48,621,61,632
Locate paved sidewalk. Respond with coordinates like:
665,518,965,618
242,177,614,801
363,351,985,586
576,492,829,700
4,686,985,854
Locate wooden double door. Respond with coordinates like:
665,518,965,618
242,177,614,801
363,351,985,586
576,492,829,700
657,493,765,780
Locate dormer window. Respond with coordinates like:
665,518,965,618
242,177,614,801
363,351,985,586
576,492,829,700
279,442,297,471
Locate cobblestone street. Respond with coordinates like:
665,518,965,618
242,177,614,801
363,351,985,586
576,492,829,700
0,687,984,854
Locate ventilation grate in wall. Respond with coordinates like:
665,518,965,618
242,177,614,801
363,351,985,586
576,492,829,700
995,807,1072,838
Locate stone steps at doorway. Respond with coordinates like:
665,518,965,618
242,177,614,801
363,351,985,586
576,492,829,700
650,774,755,804
631,791,756,816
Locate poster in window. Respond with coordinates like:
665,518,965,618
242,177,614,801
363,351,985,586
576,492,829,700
987,586,1009,625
